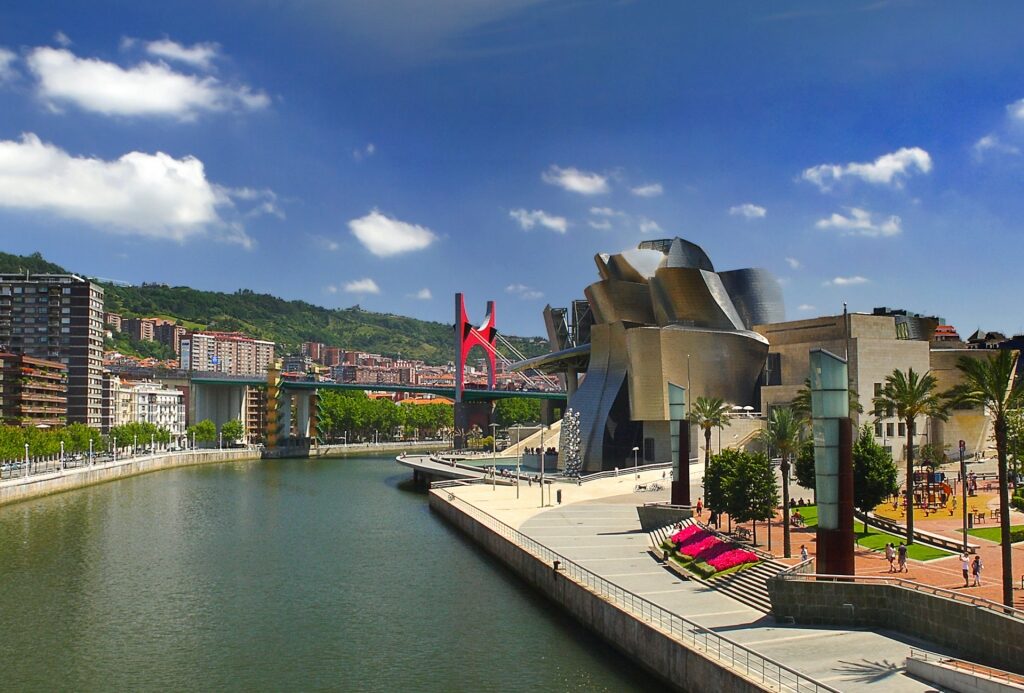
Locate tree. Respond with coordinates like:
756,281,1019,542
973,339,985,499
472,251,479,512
758,407,801,557
188,419,217,444
852,425,899,531
794,438,816,494
792,377,863,428
690,396,731,467
1006,408,1024,480
730,451,779,546
947,350,1024,608
703,449,739,529
872,368,948,545
220,419,244,444
493,398,542,427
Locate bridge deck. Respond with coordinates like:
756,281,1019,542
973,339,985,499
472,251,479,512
191,376,565,401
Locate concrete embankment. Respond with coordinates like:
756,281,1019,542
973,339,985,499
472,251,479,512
429,489,773,693
314,441,448,458
0,449,257,507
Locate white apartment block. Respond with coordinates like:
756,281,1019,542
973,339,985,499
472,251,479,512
180,332,275,376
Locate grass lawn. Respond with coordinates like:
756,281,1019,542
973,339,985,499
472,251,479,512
962,525,1024,543
790,505,952,561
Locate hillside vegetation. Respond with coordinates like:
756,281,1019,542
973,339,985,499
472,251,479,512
0,251,548,364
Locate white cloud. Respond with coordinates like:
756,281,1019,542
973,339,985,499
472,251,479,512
53,31,72,47
353,142,376,162
0,48,16,82
509,208,568,233
144,39,220,70
785,257,801,269
27,46,269,119
1008,98,1024,121
541,165,609,195
588,219,612,230
801,147,932,191
589,207,622,217
638,217,661,234
0,132,252,247
815,207,901,237
824,276,869,287
410,287,432,300
324,284,338,294
348,209,438,257
797,304,816,312
343,278,381,294
973,134,1019,160
631,182,663,197
312,235,340,251
729,203,767,219
506,283,543,300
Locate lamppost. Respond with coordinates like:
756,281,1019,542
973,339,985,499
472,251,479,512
151,434,155,454
60,440,65,470
514,422,522,499
539,425,545,507
24,443,29,478
219,431,223,450
489,422,498,492
191,431,196,451
133,434,138,457
88,438,93,466
632,446,640,479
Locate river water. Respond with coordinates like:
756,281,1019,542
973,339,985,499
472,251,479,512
0,455,657,691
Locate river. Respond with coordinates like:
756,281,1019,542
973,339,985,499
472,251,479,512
0,454,657,691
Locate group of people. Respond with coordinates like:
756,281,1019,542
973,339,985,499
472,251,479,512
523,447,556,456
960,552,984,587
884,542,909,573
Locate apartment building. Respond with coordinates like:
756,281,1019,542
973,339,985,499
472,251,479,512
180,331,275,376
0,273,104,427
152,321,187,354
0,352,68,427
123,317,155,342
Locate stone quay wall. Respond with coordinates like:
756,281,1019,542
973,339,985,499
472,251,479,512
430,490,779,693
767,577,1024,675
0,449,258,507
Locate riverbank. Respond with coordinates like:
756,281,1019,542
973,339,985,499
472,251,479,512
0,448,258,507
313,440,448,458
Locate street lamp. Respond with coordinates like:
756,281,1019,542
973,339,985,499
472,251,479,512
133,434,138,457
514,422,522,500
24,443,29,478
489,422,498,492
219,431,223,450
60,440,65,470
539,425,545,507
632,446,640,479
88,438,93,466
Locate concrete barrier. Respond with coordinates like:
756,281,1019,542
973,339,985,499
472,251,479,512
0,449,258,507
767,577,1024,674
430,490,786,693
905,656,1024,693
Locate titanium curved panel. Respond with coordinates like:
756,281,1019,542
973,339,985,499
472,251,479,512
638,238,715,272
604,253,650,283
572,322,634,471
648,267,745,330
718,268,785,329
585,280,656,326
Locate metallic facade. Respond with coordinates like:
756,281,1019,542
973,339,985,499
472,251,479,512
520,237,784,472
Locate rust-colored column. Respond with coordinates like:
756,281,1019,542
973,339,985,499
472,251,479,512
672,423,690,506
817,417,855,575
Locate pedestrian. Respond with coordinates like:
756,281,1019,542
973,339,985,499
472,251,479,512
800,544,809,562
960,552,970,587
897,543,908,573
696,498,703,516
972,555,983,586
885,543,895,572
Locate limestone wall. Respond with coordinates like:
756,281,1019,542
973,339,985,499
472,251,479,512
767,578,1024,674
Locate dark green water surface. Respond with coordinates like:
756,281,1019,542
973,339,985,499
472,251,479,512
0,455,656,691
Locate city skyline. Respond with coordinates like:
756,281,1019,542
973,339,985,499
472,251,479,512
1,1,1023,337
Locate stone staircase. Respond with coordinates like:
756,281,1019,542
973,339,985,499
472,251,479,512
649,519,787,613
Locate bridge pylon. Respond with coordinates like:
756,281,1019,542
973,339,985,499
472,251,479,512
454,293,497,449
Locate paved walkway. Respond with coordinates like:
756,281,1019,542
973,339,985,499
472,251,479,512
449,472,953,692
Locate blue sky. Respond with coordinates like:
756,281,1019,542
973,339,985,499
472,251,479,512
1,1,1023,338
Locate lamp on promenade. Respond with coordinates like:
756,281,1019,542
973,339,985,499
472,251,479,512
151,434,155,454
539,425,545,507
219,431,223,450
89,438,93,466
24,443,29,478
489,422,498,492
60,441,65,470
513,423,522,499
632,446,640,479
133,434,138,457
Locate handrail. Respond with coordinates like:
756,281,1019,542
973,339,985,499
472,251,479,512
776,557,815,577
854,510,978,552
438,490,840,693
907,648,1024,685
693,519,777,561
777,572,1024,620
578,461,674,483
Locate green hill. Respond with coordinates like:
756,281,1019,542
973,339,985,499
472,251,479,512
0,251,548,364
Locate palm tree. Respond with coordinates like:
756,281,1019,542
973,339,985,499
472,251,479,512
873,368,948,545
690,396,731,467
947,350,1024,608
758,407,802,557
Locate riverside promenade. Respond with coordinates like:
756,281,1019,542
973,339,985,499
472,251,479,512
429,468,955,692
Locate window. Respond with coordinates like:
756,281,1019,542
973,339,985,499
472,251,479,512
874,422,883,437
886,423,895,437
873,382,882,396
898,422,906,437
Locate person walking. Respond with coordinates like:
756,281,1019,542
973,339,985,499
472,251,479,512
885,543,896,573
972,555,983,586
800,544,809,562
696,498,703,516
960,552,971,587
897,543,908,573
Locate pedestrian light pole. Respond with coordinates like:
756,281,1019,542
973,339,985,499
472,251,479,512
514,423,522,500
539,425,545,507
489,422,498,492
89,438,93,466
632,446,640,479
24,443,29,478
60,440,65,470
959,439,968,551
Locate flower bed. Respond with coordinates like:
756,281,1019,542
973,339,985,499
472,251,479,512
664,524,760,577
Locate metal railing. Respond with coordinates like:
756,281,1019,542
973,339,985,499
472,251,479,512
1,447,253,484
908,648,1024,685
439,490,839,693
854,510,978,553
777,572,1024,620
578,462,674,483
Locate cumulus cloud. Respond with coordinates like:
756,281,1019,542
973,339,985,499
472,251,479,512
631,182,663,197
53,31,72,47
801,147,932,191
797,304,816,312
588,219,612,230
639,217,661,234
311,235,340,251
1008,98,1024,121
27,46,269,119
973,134,1019,160
0,132,253,247
343,278,381,294
815,207,901,237
824,276,869,287
506,283,543,300
410,287,432,300
785,257,801,269
589,207,622,217
542,165,609,195
0,48,16,82
348,209,438,257
729,203,767,219
353,142,375,162
143,39,220,70
509,208,568,233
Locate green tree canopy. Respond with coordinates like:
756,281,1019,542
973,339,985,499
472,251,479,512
690,396,731,466
703,448,739,519
188,419,217,443
852,424,899,519
794,438,815,492
220,419,244,443
493,398,542,427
